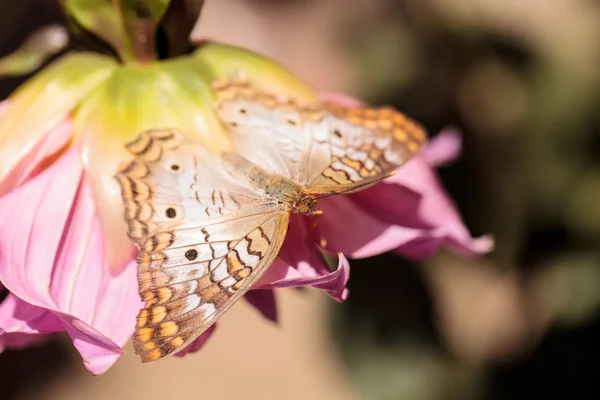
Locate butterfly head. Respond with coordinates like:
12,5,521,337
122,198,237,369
294,193,318,216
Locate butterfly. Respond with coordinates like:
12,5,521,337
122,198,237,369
115,77,427,362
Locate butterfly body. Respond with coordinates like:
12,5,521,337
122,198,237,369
221,151,317,215
266,177,318,215
116,79,427,362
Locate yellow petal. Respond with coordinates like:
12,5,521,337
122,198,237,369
74,61,225,273
193,42,316,102
160,56,232,153
0,52,118,185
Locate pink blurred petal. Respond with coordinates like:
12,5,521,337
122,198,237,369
394,230,494,260
0,293,61,352
0,148,141,374
0,332,50,351
174,324,217,358
388,154,494,257
1,294,47,333
0,293,62,334
319,194,427,258
422,127,462,167
349,179,427,229
245,290,278,323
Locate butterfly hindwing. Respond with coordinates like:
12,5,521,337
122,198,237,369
132,210,289,362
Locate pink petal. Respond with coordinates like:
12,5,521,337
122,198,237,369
58,312,124,373
258,253,350,302
174,324,217,358
0,148,141,374
388,154,493,257
0,293,62,335
254,215,350,301
319,194,430,258
348,177,427,229
0,332,49,351
277,215,332,277
0,293,60,353
421,127,462,167
0,148,83,306
245,290,278,323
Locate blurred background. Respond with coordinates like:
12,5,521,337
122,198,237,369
1,0,599,399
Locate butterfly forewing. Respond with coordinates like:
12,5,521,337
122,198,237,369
212,78,427,195
133,211,289,362
116,129,291,362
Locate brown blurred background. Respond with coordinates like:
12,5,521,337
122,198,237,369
1,0,600,399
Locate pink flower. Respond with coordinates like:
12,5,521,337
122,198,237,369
0,92,491,374
0,2,491,373
0,90,490,374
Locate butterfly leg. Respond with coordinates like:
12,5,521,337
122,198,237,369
306,211,328,248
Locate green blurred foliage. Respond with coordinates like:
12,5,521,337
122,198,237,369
333,1,600,399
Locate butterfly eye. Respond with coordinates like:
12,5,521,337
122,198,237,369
165,207,177,219
170,164,180,171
